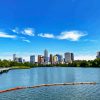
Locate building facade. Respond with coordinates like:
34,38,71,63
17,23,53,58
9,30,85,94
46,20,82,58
96,51,100,58
44,49,48,64
49,54,53,64
38,55,44,64
30,55,35,64
64,52,74,63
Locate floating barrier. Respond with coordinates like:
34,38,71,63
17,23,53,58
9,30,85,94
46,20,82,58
0,82,96,93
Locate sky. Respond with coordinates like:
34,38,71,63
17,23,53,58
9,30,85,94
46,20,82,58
0,0,100,61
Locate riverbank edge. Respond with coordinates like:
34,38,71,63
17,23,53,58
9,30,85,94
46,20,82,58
1,66,100,74
0,82,96,94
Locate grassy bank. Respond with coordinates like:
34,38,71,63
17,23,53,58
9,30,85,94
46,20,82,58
12,66,32,69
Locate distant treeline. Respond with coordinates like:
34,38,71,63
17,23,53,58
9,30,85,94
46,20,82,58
0,59,100,68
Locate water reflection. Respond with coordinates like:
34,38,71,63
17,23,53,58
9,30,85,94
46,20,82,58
0,67,100,90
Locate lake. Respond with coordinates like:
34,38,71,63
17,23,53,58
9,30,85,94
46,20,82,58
0,67,100,100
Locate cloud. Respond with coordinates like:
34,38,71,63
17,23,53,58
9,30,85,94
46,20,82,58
12,27,19,34
21,28,35,36
0,32,16,38
56,31,87,41
37,30,87,41
12,28,35,36
38,33,55,38
22,39,31,43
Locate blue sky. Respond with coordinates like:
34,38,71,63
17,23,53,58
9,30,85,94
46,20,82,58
0,0,100,60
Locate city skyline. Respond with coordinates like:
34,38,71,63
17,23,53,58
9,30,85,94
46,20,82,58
0,0,100,60
11,50,100,62
0,49,99,61
13,50,74,64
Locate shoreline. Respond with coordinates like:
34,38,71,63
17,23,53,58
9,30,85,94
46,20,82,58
0,66,100,74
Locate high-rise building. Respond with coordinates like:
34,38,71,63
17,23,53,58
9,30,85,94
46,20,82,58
13,54,16,61
44,49,48,64
13,54,19,62
49,54,53,64
38,55,44,64
30,55,35,64
53,55,58,64
56,54,63,63
96,51,100,58
18,57,23,63
23,59,25,63
64,52,74,63
71,53,74,61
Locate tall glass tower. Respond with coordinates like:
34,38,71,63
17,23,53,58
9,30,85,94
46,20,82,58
44,49,48,64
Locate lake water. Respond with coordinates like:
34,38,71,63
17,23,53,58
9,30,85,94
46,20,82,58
0,67,100,100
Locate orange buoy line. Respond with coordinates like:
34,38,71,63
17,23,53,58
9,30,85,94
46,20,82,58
0,82,96,93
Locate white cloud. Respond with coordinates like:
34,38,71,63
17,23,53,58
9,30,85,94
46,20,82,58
0,32,16,38
12,28,35,36
12,27,19,34
38,33,55,38
21,28,35,36
57,31,87,41
22,39,31,43
37,30,87,41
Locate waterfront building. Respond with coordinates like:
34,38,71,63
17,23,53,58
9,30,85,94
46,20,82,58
44,49,48,64
38,55,44,64
56,54,63,63
96,51,100,58
23,59,25,63
13,54,19,62
49,54,53,64
53,55,58,64
30,55,35,64
64,52,74,63
71,53,74,61
13,54,16,61
18,57,23,63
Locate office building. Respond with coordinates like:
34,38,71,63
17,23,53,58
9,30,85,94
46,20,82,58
96,51,100,58
38,55,44,64
49,54,53,64
30,55,35,64
13,54,16,61
71,53,74,61
64,52,74,63
18,57,23,63
44,49,48,64
56,54,63,63
53,55,58,64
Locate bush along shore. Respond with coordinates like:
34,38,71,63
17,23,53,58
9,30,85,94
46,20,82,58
0,58,100,69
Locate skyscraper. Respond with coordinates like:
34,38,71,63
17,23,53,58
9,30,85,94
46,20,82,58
50,54,53,64
44,49,48,64
18,57,23,63
96,51,100,58
71,53,74,61
13,54,18,62
56,54,63,63
38,55,44,64
13,54,16,61
30,55,35,64
64,52,74,63
53,55,58,64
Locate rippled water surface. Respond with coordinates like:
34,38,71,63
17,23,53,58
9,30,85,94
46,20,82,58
0,67,100,100
0,85,100,100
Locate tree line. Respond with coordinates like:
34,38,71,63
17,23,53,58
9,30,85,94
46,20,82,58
0,58,100,68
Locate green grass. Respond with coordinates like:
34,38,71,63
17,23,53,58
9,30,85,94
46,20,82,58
12,66,31,69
